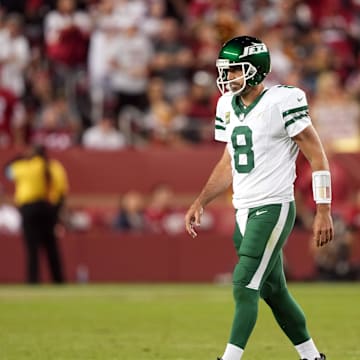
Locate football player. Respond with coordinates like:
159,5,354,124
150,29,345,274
185,36,333,360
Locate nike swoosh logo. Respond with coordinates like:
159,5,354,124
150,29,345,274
255,210,268,216
297,97,303,102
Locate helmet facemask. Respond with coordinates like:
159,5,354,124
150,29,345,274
216,59,258,96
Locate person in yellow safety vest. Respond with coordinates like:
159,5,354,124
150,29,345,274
4,144,67,284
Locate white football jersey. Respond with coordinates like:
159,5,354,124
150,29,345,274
215,85,311,209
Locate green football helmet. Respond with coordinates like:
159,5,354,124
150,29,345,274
216,36,271,95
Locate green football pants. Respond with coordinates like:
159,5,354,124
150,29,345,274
229,201,311,349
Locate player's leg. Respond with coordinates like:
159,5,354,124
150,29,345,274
261,252,325,360
221,202,295,360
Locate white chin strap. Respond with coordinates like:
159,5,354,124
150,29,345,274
216,62,257,95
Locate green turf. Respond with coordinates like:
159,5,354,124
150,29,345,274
0,283,358,359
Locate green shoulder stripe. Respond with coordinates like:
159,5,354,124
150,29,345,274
215,125,226,130
215,116,224,123
282,105,308,118
285,113,309,128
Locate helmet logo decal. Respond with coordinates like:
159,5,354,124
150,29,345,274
239,43,267,58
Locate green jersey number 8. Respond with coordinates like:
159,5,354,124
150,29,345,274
231,126,254,173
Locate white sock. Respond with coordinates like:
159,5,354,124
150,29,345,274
222,343,244,360
295,338,320,359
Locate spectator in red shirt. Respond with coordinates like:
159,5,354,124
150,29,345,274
144,183,183,234
0,87,25,147
44,0,91,68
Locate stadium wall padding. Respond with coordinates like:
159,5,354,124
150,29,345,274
1,230,360,283
1,147,359,283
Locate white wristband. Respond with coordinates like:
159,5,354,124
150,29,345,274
312,170,332,204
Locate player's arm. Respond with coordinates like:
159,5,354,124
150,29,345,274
293,125,334,247
185,146,232,238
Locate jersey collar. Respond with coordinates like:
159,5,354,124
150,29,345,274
231,88,268,119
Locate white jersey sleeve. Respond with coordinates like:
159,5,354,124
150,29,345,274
280,87,312,137
214,95,228,142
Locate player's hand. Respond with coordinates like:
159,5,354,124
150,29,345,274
313,205,334,247
184,200,204,238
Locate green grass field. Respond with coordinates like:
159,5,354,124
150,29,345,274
0,283,359,360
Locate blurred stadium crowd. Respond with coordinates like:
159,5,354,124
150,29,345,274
0,0,360,150
1,0,360,281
